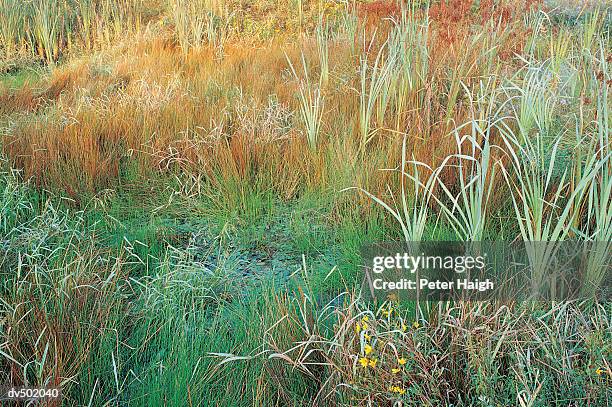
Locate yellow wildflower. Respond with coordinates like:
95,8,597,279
368,358,377,368
364,333,372,341
389,385,406,395
595,368,605,376
359,357,369,368
364,344,373,355
401,323,407,332
355,322,361,333
391,367,401,374
412,321,420,329
398,357,407,365
362,316,369,322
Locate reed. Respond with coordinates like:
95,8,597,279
169,0,230,54
316,15,330,87
344,134,440,243
0,0,25,59
358,42,396,154
499,112,607,294
286,52,325,150
32,0,64,63
0,0,144,64
436,79,504,241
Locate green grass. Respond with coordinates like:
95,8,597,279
0,67,41,88
0,162,385,404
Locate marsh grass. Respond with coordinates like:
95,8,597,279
169,0,232,54
0,0,25,59
286,52,325,150
316,15,331,87
0,0,144,64
1,1,611,406
358,42,397,154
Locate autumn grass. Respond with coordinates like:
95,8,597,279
0,0,146,66
0,1,611,406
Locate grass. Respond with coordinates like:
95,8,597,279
358,42,397,154
1,0,611,405
0,0,145,65
286,52,326,150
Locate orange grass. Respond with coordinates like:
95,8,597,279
0,2,558,204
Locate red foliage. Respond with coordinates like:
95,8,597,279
428,0,474,43
429,0,543,44
357,1,400,27
479,0,512,24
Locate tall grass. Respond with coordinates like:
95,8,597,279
493,37,609,293
0,0,143,64
169,0,231,54
0,0,25,59
345,134,439,243
436,79,504,241
339,2,358,53
316,15,330,87
358,43,396,154
286,53,325,150
32,0,63,64
77,0,96,51
581,45,611,297
389,6,429,131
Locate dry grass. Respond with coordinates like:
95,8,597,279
0,1,555,201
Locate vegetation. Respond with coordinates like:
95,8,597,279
0,0,610,405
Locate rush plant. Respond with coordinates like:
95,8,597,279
316,15,330,87
344,135,440,243
436,79,506,241
358,43,396,154
0,0,25,59
499,124,607,297
32,0,63,63
286,52,325,150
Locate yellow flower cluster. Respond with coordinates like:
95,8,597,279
353,308,417,385
355,316,369,333
389,385,406,395
359,357,377,368
356,325,378,369
390,357,407,374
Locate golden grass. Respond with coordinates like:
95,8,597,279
0,0,603,207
